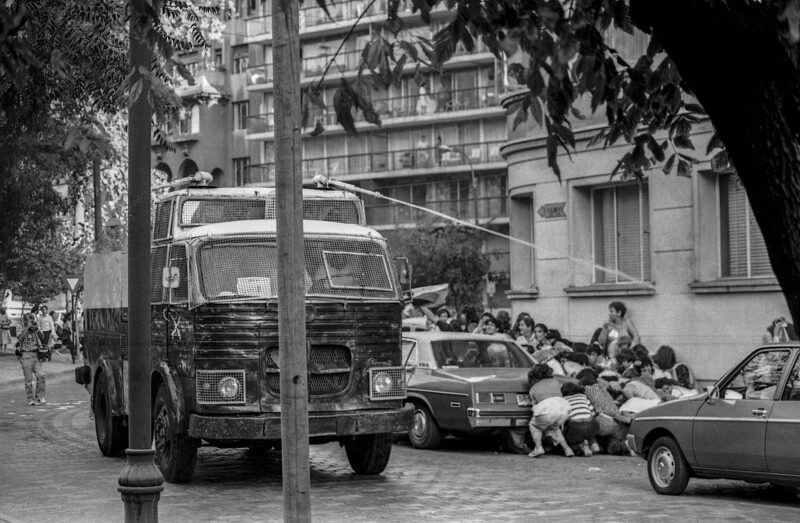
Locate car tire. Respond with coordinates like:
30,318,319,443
94,372,128,457
153,384,198,483
408,403,441,449
344,433,393,475
647,436,690,495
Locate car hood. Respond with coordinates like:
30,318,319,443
633,392,708,421
431,367,530,391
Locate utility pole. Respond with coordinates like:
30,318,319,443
272,0,311,520
117,0,164,520
93,157,103,251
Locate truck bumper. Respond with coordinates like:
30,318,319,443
188,404,413,440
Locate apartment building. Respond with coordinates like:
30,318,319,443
499,31,792,382
150,1,513,310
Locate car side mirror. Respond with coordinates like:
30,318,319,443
394,257,412,300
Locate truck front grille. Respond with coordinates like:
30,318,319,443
264,344,351,397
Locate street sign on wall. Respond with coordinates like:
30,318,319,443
537,202,566,219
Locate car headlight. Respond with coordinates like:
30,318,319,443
372,372,392,394
218,376,240,399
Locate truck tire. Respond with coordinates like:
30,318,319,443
647,436,691,495
94,372,128,457
408,403,441,449
344,433,393,475
153,384,197,483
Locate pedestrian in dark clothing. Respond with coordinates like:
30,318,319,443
16,313,46,405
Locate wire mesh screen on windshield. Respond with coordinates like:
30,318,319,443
266,197,362,225
192,235,395,306
181,199,266,226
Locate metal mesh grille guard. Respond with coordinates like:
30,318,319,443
196,369,246,404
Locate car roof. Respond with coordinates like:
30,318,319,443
173,219,384,241
402,331,516,343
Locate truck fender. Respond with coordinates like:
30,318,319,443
93,360,126,418
152,362,188,434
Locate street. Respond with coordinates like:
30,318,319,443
0,374,798,522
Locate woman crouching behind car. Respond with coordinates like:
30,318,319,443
527,363,574,458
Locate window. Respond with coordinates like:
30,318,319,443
233,101,249,130
721,349,790,400
233,157,250,186
213,48,223,71
232,47,249,74
592,183,651,283
781,355,800,401
718,173,772,278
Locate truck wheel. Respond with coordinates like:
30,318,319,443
647,436,690,495
94,373,128,457
153,384,197,483
344,433,393,475
408,404,441,449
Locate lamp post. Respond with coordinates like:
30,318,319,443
438,144,479,224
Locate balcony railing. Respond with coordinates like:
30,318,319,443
245,86,503,133
246,0,391,38
244,139,505,185
365,195,507,226
248,40,491,87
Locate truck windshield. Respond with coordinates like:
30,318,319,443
196,237,397,303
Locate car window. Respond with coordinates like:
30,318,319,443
431,340,530,368
780,353,800,401
402,339,418,367
721,349,791,400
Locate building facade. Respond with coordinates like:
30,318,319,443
152,0,514,311
500,33,791,382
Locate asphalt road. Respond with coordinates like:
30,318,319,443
1,375,800,522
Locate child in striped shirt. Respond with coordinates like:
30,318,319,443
560,381,600,457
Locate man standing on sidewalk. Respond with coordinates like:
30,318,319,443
37,305,54,360
15,313,46,405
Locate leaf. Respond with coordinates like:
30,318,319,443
677,158,692,177
663,153,676,175
531,96,543,127
310,119,325,137
392,54,407,88
512,103,529,131
684,103,706,114
315,0,335,23
706,132,724,154
570,107,586,120
399,40,419,62
645,134,665,162
305,87,326,110
673,136,695,150
587,128,606,148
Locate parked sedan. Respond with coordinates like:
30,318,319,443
627,344,800,495
402,331,535,449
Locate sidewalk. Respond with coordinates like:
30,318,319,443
0,349,80,388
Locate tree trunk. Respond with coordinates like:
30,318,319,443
634,0,800,327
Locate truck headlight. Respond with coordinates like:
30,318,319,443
218,376,240,399
372,372,392,394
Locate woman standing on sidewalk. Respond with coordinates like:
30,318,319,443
0,306,11,352
15,313,46,405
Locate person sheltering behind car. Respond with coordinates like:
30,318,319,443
560,381,601,457
651,345,697,395
526,363,575,458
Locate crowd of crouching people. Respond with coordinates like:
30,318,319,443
420,300,698,458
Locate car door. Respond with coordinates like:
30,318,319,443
693,348,791,472
766,350,800,476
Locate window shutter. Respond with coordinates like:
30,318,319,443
721,174,773,278
593,188,616,283
616,184,643,281
748,205,772,276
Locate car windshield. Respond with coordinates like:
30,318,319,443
431,339,530,368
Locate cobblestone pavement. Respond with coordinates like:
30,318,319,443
1,376,799,522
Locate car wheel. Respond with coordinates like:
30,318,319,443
408,403,441,449
647,436,690,495
94,372,128,457
153,384,198,483
344,433,393,475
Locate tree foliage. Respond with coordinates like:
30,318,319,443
392,225,490,311
0,0,226,301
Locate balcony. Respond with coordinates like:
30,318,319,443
245,0,389,39
245,85,504,136
244,139,506,185
247,42,492,89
